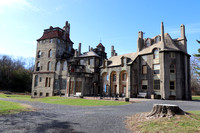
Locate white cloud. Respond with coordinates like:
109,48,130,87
0,0,40,13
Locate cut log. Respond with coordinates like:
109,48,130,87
147,104,185,118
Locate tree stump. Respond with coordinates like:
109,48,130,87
147,104,185,118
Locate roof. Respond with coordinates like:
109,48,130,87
79,51,100,58
106,52,137,67
97,43,104,47
37,27,73,44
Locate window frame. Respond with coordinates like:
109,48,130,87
142,80,148,90
153,64,160,74
153,49,159,59
170,81,176,90
153,80,160,90
142,65,147,74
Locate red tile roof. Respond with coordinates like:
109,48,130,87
37,28,73,44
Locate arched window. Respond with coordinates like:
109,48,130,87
145,39,151,47
56,61,60,71
63,61,67,70
153,49,159,59
155,36,161,43
47,61,51,71
170,64,175,73
48,49,52,57
34,75,38,87
37,51,41,58
36,62,40,71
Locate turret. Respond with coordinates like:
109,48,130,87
137,31,143,52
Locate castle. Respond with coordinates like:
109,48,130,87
31,21,191,100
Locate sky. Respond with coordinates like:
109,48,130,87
0,0,200,58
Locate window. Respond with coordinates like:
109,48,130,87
48,78,51,87
155,36,161,43
88,58,90,65
49,39,54,43
48,49,52,57
154,80,160,90
170,64,175,73
153,49,159,59
39,77,42,82
90,58,94,66
38,51,41,58
41,66,43,70
34,75,38,87
62,79,67,89
34,92,37,96
36,62,40,71
40,92,43,96
45,77,48,87
142,65,147,74
113,74,116,81
57,39,60,44
122,73,127,81
170,81,175,90
153,64,160,74
56,61,60,71
145,39,151,47
63,61,67,70
122,85,126,93
42,40,46,43
47,61,51,71
80,59,84,65
170,52,175,58
142,80,148,90
68,46,71,51
46,93,49,97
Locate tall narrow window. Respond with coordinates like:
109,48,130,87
47,61,51,71
48,78,51,87
153,64,160,74
142,65,147,74
56,61,60,71
113,74,116,81
154,80,160,90
34,75,38,87
45,77,48,87
36,62,40,71
122,73,127,81
63,61,67,70
170,81,175,90
48,49,52,57
170,64,175,73
38,51,41,58
153,49,159,59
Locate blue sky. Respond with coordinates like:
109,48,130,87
0,0,200,58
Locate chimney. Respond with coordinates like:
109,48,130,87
74,49,78,57
111,45,114,57
89,45,90,51
181,24,185,39
137,31,143,52
161,22,165,50
78,43,81,56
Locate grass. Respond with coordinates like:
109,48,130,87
192,95,200,101
0,100,31,115
0,93,130,106
126,111,200,133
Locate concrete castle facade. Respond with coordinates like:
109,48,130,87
32,21,191,100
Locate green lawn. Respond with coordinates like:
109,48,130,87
0,93,130,106
0,100,30,115
126,111,200,133
192,96,200,100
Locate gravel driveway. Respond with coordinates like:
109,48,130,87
0,98,200,133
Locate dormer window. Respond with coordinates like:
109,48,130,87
155,36,161,43
145,39,151,47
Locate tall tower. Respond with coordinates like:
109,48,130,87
31,21,73,98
